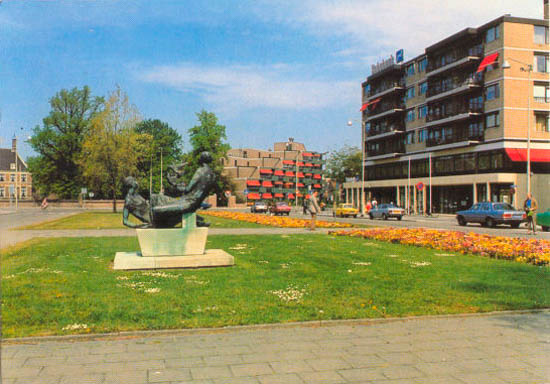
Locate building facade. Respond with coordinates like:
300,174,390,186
223,138,324,204
0,138,33,201
345,6,550,214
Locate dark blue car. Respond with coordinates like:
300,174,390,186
456,202,526,228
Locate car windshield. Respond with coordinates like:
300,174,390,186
493,203,514,211
342,204,353,208
276,203,286,207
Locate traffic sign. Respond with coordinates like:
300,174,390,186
416,182,424,191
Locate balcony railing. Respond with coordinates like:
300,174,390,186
426,102,483,123
368,80,406,98
426,75,482,99
367,124,405,137
534,96,550,103
426,127,484,147
367,102,406,119
427,45,483,73
367,144,405,157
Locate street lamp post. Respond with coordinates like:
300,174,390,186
13,130,32,211
347,119,366,216
502,58,533,195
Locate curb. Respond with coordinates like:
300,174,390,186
4,308,549,345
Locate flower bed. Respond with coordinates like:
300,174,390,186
201,211,353,228
329,228,550,266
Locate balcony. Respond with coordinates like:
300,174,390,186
367,81,406,101
366,143,405,159
426,45,483,77
425,76,482,103
425,102,483,127
426,126,484,148
366,102,406,121
534,96,550,103
366,125,405,141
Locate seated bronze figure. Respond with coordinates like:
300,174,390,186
123,151,216,229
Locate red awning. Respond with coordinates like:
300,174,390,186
262,193,273,199
313,174,322,179
288,193,295,199
285,171,295,177
274,181,283,185
312,153,321,157
305,194,311,199
274,170,285,176
305,163,313,167
259,169,273,174
296,162,304,166
297,172,305,178
247,193,260,200
302,152,313,157
247,180,261,187
305,173,312,177
282,160,294,165
296,192,303,197
297,183,305,187
284,182,294,187
262,181,273,187
274,193,284,198
314,184,322,188
476,52,499,73
505,148,550,162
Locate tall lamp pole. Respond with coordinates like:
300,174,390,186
502,58,533,195
347,119,366,216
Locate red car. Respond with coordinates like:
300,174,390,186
269,202,292,216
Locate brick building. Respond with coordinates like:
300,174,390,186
345,3,550,214
0,138,33,201
223,138,324,204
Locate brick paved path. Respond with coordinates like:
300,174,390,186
3,310,549,384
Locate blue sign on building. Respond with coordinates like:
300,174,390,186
396,49,404,63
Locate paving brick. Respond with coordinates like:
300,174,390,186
203,354,244,366
165,356,205,368
452,371,508,384
270,360,314,374
213,377,260,384
299,370,345,384
59,374,105,384
190,365,233,380
12,375,62,384
103,369,147,383
382,365,424,380
2,366,43,379
148,367,192,382
306,357,351,371
336,367,385,382
231,363,274,377
413,376,464,384
258,373,305,384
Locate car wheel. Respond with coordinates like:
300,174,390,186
486,217,496,228
382,213,388,220
397,216,402,221
542,226,549,232
354,214,357,218
332,212,335,217
457,216,466,226
510,222,520,229
369,213,373,220
286,212,290,216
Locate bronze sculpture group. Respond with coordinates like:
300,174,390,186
123,151,215,229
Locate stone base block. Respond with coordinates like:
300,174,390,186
136,226,208,256
113,249,234,270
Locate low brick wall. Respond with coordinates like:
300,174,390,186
0,199,124,209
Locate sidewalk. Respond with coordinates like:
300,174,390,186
3,310,549,383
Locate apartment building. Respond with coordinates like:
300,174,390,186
223,138,324,204
0,138,33,201
345,4,550,214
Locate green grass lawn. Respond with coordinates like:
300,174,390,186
14,211,266,230
3,234,549,338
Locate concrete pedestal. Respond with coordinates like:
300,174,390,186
114,212,234,270
113,249,234,270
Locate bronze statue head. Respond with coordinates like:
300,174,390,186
123,176,138,190
199,151,213,164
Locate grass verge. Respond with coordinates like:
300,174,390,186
2,234,549,338
13,211,266,230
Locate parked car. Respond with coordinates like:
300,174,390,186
269,202,292,216
536,208,550,232
251,201,268,213
333,203,359,218
369,203,405,220
456,202,526,228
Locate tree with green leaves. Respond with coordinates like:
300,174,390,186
183,110,233,204
79,87,150,212
324,145,362,184
135,119,183,196
27,86,103,198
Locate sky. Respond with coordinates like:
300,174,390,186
0,0,544,160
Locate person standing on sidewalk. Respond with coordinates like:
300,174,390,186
308,191,321,231
523,193,538,234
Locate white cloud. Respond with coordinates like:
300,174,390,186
257,0,543,58
138,63,357,112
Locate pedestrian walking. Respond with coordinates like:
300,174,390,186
308,191,321,231
372,198,378,208
40,197,49,210
523,193,538,234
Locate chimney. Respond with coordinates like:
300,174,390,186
545,0,549,20
11,137,16,152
